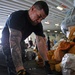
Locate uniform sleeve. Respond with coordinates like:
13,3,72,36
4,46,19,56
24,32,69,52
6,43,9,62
7,11,23,30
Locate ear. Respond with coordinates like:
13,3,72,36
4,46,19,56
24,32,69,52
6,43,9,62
31,6,35,11
31,6,34,11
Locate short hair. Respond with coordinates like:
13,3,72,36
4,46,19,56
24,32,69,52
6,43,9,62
33,1,49,15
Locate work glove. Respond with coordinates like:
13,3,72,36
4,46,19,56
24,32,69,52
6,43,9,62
44,61,54,75
17,69,30,75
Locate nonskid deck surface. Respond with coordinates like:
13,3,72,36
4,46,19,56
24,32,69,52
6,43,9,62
23,60,62,75
0,50,62,75
24,60,47,75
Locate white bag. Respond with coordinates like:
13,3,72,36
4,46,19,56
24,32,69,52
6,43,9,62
62,68,75,75
61,53,75,70
61,53,75,75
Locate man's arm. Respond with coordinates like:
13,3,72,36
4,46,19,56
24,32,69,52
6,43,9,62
9,28,24,72
36,35,53,74
36,35,48,62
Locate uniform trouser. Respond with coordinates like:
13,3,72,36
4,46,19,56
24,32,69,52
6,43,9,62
3,47,17,75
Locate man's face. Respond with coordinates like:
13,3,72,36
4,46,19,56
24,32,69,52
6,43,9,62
29,6,47,25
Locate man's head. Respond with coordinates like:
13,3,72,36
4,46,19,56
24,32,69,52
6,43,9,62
28,1,49,25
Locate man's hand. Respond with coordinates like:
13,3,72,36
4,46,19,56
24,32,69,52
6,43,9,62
17,69,30,75
44,61,54,75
